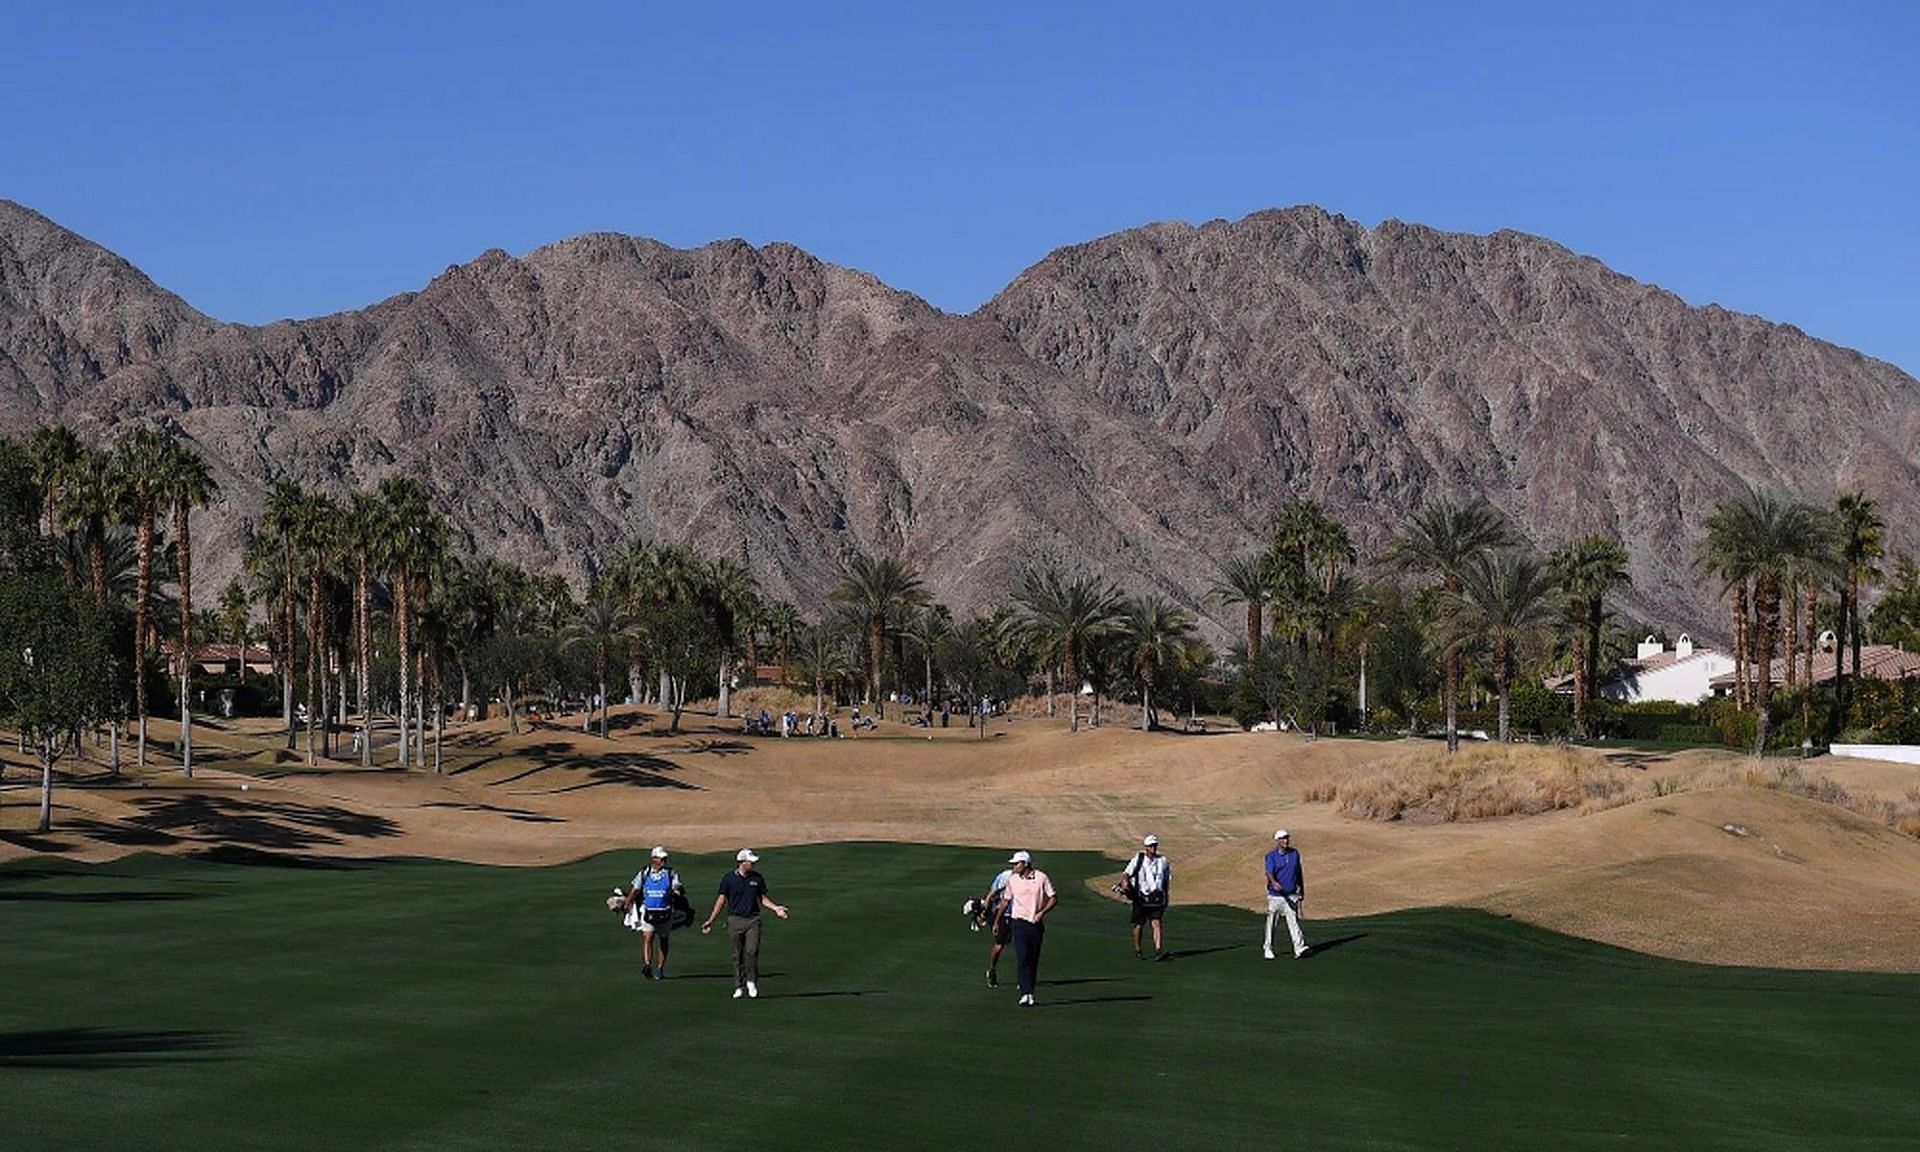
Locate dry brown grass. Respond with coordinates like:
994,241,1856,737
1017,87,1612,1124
1722,764,1920,842
1301,744,1631,823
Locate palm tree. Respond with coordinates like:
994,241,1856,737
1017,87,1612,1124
900,605,955,716
371,477,438,767
1432,552,1557,742
612,540,698,707
260,480,306,747
1700,490,1837,756
346,490,383,766
1122,596,1200,731
764,600,802,674
26,425,80,545
1548,536,1631,737
58,447,117,609
1210,554,1269,670
697,555,757,718
159,441,218,776
1389,498,1514,752
289,492,340,766
1833,492,1885,697
217,578,251,678
566,588,630,737
1013,568,1127,732
111,426,172,767
830,554,928,719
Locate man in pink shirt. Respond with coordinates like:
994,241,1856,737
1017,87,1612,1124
1002,850,1057,1007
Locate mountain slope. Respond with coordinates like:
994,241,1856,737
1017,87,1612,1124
2,200,1916,634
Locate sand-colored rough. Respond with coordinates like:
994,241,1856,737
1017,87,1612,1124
4,705,1918,971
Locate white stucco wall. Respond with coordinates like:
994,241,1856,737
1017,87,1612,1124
1830,745,1920,766
1600,652,1736,705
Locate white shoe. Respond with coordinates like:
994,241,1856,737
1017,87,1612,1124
1263,948,1275,960
733,987,745,999
1295,946,1310,959
746,981,759,999
1019,994,1034,1006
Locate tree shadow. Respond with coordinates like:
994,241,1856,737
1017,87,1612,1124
0,830,74,854
186,844,372,870
0,1028,235,1069
1037,976,1122,988
60,816,184,848
417,801,566,825
777,989,884,999
126,795,402,850
671,739,753,758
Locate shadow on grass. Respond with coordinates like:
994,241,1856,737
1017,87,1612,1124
0,890,199,904
126,795,401,850
1303,933,1368,957
1034,995,1154,1008
1163,943,1246,960
778,989,885,999
0,1028,235,1069
186,845,373,870
1038,977,1122,988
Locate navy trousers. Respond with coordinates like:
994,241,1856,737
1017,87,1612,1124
1012,919,1045,996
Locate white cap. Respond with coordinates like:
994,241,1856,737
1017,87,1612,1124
1008,850,1032,864
650,846,668,859
1142,835,1159,846
1274,829,1291,840
736,848,759,863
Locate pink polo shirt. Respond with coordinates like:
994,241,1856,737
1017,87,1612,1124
1004,869,1055,922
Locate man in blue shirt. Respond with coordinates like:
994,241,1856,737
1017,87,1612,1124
701,849,790,999
1263,829,1309,960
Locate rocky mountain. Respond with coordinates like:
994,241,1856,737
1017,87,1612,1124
3,198,1917,639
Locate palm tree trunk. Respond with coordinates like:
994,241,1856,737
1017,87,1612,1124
357,556,371,767
1140,676,1152,732
1445,650,1460,754
282,539,296,748
1571,631,1588,736
396,578,411,769
717,654,732,718
924,651,933,720
177,502,195,776
415,650,426,764
1848,569,1863,685
870,625,885,719
1784,583,1800,693
135,513,153,768
1584,597,1603,723
1246,602,1261,669
306,567,322,767
1752,576,1779,756
1803,586,1817,689
1732,587,1748,709
1044,665,1055,717
1066,642,1080,733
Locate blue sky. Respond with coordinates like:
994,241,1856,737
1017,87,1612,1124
7,1,1916,372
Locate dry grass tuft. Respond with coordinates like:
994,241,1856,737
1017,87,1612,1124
1306,745,1631,823
1728,766,1920,841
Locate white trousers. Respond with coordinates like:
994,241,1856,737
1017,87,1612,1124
1265,895,1306,956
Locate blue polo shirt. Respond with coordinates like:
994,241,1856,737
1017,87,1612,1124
1265,847,1303,897
718,869,769,918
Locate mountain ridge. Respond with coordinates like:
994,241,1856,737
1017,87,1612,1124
3,199,1916,640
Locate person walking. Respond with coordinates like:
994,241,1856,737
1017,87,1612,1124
978,862,1014,987
1263,829,1309,960
701,848,789,998
623,846,684,980
1003,850,1056,1007
1122,835,1171,961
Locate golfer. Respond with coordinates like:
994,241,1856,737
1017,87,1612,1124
1263,829,1309,960
701,848,789,999
623,846,683,980
1004,850,1056,1007
1122,834,1171,961
979,862,1014,988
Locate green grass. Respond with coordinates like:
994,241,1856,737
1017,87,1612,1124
4,844,1916,1151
